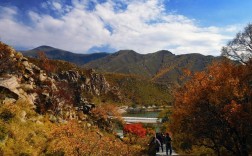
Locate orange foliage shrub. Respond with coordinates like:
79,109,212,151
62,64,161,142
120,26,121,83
47,121,140,156
170,60,252,155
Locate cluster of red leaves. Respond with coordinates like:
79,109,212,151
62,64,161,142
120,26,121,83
123,123,147,138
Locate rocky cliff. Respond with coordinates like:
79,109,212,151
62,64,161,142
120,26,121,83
0,42,119,122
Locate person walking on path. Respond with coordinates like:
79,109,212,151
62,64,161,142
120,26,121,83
156,132,164,152
164,133,172,155
148,134,161,156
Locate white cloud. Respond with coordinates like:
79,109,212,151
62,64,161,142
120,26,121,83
0,0,241,55
52,2,62,10
0,6,17,19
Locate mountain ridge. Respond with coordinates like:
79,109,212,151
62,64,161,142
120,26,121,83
21,45,222,86
84,50,222,85
20,45,110,65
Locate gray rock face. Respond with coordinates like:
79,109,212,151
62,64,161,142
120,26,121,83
0,42,118,122
57,69,110,96
0,76,20,96
0,78,22,105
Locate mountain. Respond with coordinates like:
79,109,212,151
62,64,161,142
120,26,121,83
84,50,222,85
21,45,222,86
20,45,109,65
83,50,173,77
2,42,171,107
0,42,147,155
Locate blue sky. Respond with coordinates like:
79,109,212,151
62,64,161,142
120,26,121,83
0,0,251,55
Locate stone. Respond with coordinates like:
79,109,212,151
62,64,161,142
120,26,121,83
21,84,34,91
22,61,29,67
21,57,28,61
0,76,20,95
85,78,91,85
19,110,27,122
9,53,15,58
27,93,38,107
87,123,92,127
42,92,50,97
39,73,47,82
25,67,34,75
29,77,34,82
2,98,16,105
23,74,30,81
31,64,40,71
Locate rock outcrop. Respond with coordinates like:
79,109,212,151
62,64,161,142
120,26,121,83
0,42,118,122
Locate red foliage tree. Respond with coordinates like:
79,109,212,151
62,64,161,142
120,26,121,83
123,123,147,138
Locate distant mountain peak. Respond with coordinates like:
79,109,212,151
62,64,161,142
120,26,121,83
38,45,55,48
118,49,136,52
117,50,138,54
33,45,58,50
155,50,174,55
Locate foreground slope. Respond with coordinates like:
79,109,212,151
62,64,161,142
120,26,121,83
0,42,154,155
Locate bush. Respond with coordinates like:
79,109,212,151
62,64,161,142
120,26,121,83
0,109,15,122
0,125,8,141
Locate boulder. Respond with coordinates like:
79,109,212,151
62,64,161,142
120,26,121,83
39,72,47,82
0,76,20,96
22,61,29,67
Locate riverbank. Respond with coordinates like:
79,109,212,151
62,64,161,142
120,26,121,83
118,105,172,114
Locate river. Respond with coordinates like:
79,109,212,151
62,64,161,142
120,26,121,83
122,111,160,118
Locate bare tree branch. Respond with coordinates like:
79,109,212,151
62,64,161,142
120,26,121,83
221,24,252,64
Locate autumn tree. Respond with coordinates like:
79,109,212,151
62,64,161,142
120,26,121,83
38,51,56,73
222,24,252,64
90,104,123,132
170,61,252,156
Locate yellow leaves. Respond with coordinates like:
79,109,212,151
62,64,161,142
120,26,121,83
47,120,142,156
0,98,55,155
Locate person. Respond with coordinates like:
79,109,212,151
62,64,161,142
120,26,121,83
156,132,164,152
155,135,161,153
148,134,161,156
164,133,172,155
